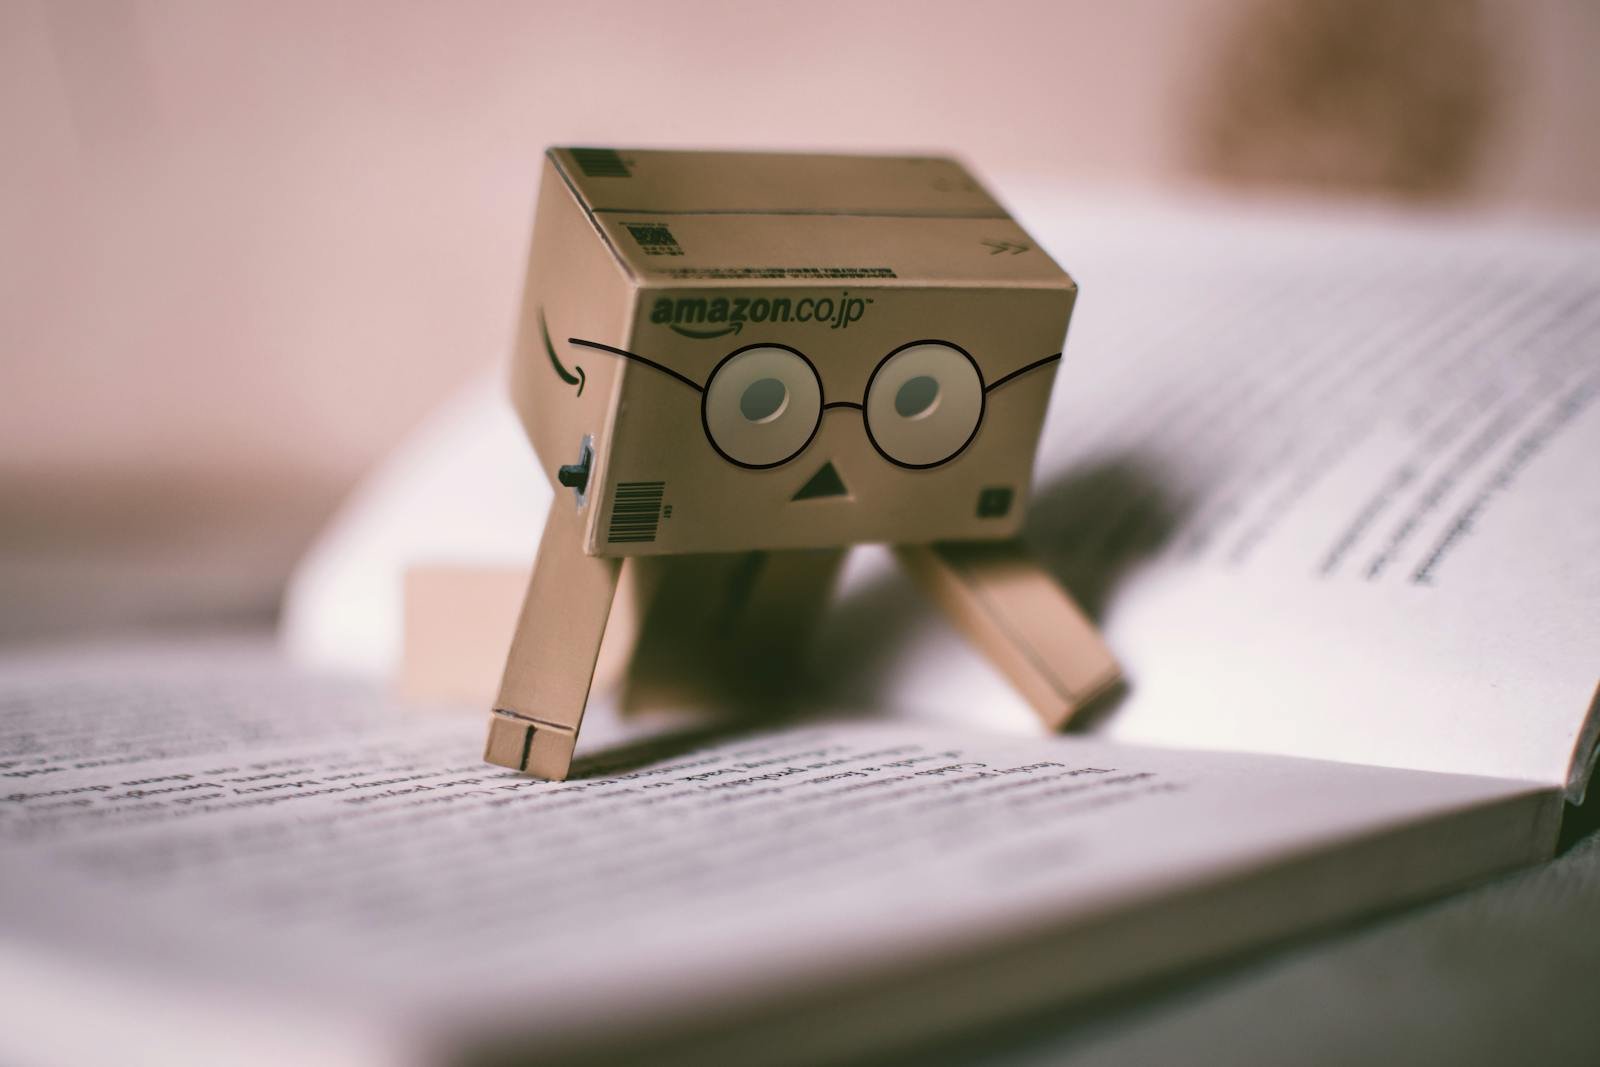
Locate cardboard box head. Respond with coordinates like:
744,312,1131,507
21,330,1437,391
511,148,1076,557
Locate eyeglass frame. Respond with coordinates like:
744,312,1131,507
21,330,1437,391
562,330,1061,472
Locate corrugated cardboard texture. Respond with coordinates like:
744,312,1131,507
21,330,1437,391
513,148,1076,558
549,148,1067,286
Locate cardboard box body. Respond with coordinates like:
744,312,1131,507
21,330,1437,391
512,148,1076,558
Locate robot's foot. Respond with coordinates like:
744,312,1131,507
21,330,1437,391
483,710,579,781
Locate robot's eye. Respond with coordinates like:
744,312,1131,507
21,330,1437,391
739,377,788,422
864,342,984,468
703,345,823,468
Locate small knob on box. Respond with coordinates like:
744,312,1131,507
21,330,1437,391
557,436,593,501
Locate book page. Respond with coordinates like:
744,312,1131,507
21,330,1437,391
277,194,1599,798
0,646,1557,1063
815,198,1600,799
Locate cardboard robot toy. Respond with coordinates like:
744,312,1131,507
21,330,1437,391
483,148,1121,780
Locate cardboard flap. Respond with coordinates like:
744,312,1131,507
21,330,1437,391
553,148,1006,217
596,214,1074,287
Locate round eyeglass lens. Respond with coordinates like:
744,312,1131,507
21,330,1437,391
703,346,822,468
865,342,983,468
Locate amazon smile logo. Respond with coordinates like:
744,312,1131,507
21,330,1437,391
650,292,870,340
540,309,585,396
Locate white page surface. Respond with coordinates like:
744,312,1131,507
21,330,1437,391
0,646,1555,1062
818,196,1600,797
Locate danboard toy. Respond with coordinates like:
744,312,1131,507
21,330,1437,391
483,148,1121,780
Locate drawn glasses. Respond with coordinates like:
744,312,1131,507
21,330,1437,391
703,340,990,470
567,336,1059,472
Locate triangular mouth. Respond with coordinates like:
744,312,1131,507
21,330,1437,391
792,461,850,501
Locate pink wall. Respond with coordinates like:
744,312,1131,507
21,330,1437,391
3,0,1597,629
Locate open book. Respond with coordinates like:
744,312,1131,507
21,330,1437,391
7,192,1598,1066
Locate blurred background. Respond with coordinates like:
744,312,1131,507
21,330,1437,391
3,0,1598,641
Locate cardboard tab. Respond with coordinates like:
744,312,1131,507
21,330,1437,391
552,148,1006,217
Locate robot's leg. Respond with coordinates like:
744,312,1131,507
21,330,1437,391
484,504,622,780
895,540,1121,729
619,549,845,715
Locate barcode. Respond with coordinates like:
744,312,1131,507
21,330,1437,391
607,481,666,543
571,148,630,178
624,222,683,257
